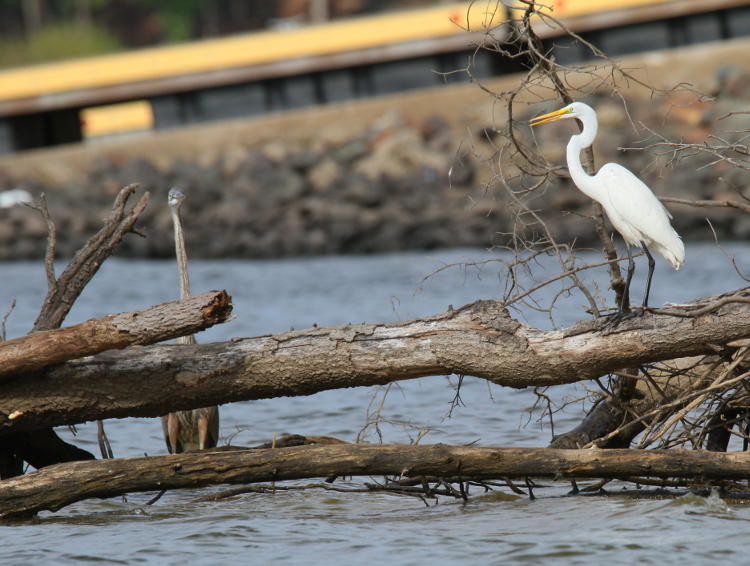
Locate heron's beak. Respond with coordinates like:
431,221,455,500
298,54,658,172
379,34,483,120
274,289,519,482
529,107,573,127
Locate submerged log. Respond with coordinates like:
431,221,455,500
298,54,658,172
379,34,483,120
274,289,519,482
2,443,750,519
1,289,749,434
0,290,232,381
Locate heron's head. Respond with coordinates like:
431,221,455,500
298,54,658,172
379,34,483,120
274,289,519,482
529,102,593,127
168,188,186,208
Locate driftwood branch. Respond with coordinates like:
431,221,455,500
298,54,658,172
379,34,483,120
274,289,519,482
22,194,58,301
0,290,232,381
2,443,750,519
1,289,749,434
33,183,148,333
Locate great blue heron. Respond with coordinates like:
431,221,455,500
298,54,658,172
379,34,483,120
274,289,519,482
161,188,220,453
530,102,684,312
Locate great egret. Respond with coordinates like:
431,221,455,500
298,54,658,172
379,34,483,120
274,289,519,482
161,188,220,453
530,102,684,312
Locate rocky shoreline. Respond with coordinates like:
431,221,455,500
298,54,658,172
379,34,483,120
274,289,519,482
0,68,748,261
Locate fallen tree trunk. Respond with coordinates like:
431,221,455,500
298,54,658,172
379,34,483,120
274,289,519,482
1,289,749,434
2,443,750,519
0,290,232,381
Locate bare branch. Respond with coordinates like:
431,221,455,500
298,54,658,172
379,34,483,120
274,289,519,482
22,194,57,299
660,197,750,215
33,184,149,332
0,300,14,342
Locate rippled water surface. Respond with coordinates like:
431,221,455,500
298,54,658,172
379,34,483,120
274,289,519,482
1,244,749,565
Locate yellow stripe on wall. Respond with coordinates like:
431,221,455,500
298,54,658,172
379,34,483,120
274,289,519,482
80,100,153,137
0,0,671,103
0,2,497,101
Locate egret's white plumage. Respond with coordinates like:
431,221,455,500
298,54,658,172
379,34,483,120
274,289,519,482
530,101,684,309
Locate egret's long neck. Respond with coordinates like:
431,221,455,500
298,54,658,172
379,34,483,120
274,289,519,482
566,116,603,202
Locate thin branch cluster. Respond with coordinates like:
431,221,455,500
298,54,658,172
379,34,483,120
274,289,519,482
439,0,750,459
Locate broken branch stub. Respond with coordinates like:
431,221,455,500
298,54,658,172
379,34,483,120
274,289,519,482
0,290,232,381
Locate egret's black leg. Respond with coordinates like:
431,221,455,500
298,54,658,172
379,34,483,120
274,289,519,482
603,246,637,328
641,245,655,309
620,246,635,313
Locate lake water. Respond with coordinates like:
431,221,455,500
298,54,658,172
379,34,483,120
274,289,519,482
1,243,749,565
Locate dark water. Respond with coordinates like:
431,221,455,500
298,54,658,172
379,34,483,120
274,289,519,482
1,244,749,565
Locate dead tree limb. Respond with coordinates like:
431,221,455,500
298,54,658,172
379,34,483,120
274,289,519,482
1,289,749,434
0,290,232,381
31,183,149,333
2,443,750,519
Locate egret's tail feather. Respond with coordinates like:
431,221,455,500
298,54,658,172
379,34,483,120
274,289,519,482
653,233,685,270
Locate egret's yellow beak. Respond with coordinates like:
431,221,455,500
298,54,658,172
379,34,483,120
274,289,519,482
529,107,573,127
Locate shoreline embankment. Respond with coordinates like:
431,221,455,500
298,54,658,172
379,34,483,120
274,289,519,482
1,39,748,260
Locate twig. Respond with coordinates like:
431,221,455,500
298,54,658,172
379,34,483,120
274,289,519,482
660,197,750,215
0,300,15,342
650,295,750,318
23,194,58,300
145,490,166,506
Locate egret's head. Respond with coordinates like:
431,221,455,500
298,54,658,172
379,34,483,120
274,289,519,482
168,188,186,208
529,102,592,127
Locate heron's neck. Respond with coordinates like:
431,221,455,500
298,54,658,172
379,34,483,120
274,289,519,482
170,207,191,299
566,119,602,201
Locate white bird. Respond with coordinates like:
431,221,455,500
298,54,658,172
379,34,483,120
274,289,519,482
530,101,684,313
0,189,32,208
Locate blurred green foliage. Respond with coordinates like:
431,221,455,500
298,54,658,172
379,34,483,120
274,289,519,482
146,0,204,43
0,0,240,68
0,1,429,68
0,20,122,68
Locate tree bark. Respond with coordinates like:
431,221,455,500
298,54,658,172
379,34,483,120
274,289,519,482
1,289,749,434
0,290,232,381
2,443,750,519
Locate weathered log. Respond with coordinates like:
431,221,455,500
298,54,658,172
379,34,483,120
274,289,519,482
0,290,232,381
1,289,749,434
2,443,750,519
